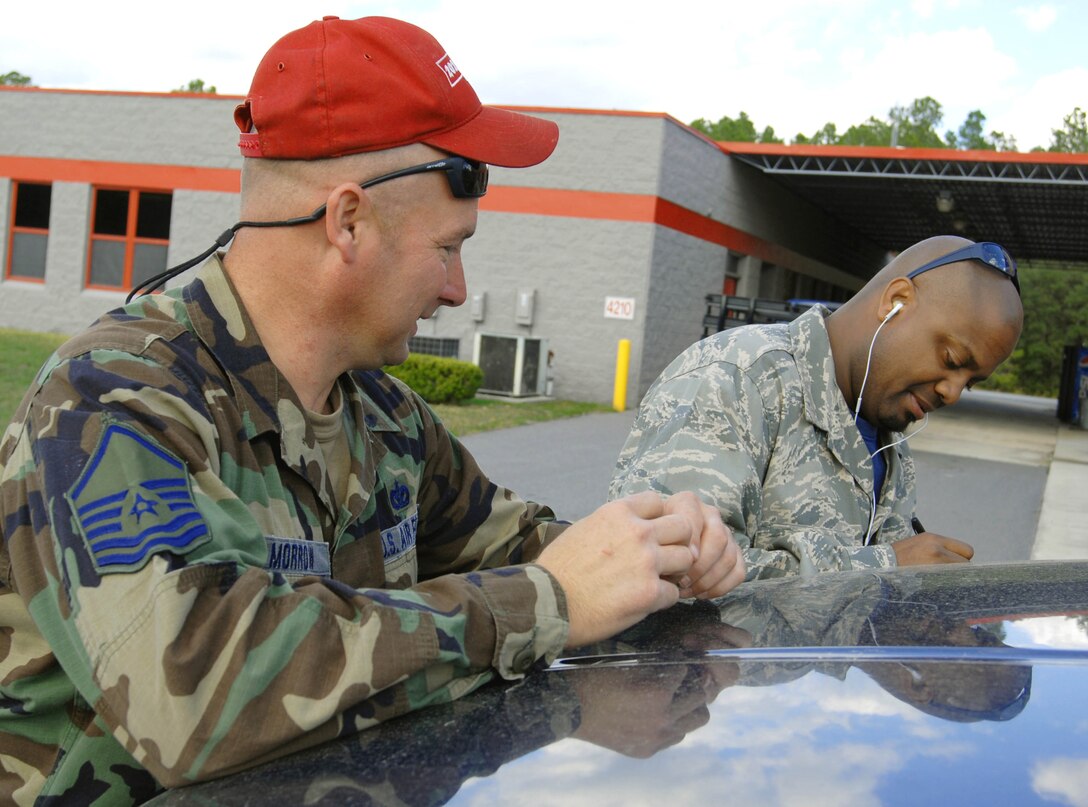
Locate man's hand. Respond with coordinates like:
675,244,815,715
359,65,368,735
892,532,974,565
569,663,737,757
662,494,745,599
537,492,745,647
537,491,694,648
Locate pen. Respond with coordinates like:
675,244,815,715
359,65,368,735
911,516,925,534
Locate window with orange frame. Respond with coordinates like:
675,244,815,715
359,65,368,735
6,181,52,282
86,188,172,292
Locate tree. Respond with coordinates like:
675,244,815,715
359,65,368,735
794,122,839,145
694,98,1086,152
1047,107,1088,153
173,78,217,94
983,264,1088,396
887,97,946,148
989,131,1018,152
1,71,33,86
690,111,782,143
836,116,893,146
792,97,946,147
944,110,1018,151
757,125,784,145
794,97,1019,150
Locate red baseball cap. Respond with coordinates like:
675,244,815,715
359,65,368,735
234,16,558,167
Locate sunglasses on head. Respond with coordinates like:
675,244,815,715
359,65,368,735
906,242,1020,296
300,156,488,222
127,156,488,302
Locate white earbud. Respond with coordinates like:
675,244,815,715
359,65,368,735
883,301,904,322
856,300,906,430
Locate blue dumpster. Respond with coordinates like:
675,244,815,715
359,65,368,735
1078,347,1088,428
1058,345,1088,425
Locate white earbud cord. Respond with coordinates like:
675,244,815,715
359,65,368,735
853,308,929,544
854,309,897,429
863,413,928,544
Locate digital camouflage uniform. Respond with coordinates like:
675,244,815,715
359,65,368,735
610,306,914,580
0,257,570,804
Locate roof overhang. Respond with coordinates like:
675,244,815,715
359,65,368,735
718,142,1088,263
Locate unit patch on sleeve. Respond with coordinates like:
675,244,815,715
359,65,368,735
66,423,211,574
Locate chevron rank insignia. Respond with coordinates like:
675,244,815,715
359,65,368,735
66,423,210,574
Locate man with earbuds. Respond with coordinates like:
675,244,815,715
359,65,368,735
610,235,1024,579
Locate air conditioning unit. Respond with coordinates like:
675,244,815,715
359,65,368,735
473,333,548,397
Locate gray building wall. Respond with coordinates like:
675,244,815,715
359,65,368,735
434,111,670,404
0,90,242,332
0,181,239,333
456,214,656,404
0,180,7,290
2,90,240,167
1,88,881,405
639,125,733,404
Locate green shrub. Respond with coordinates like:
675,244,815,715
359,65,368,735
384,353,483,404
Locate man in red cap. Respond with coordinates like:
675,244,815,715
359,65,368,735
0,16,743,803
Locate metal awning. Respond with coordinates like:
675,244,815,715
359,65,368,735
720,142,1088,263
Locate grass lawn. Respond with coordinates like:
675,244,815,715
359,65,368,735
432,397,610,435
0,328,69,424
0,328,610,433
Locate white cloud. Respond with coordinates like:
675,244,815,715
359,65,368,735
840,27,1018,137
911,0,975,19
912,0,939,17
1016,4,1059,32
990,66,1088,151
1032,757,1088,807
1,0,1080,151
455,669,979,806
1006,615,1088,649
0,0,317,95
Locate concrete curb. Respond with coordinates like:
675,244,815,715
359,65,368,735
1031,425,1088,560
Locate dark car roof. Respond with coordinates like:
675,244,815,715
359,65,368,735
151,561,1088,806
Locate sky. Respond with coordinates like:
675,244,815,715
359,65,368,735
3,0,1085,152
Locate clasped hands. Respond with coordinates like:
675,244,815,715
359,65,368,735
538,491,745,649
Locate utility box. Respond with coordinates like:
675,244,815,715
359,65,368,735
515,289,535,326
473,333,548,397
470,292,486,323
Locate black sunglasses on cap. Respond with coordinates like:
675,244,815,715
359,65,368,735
128,157,488,301
906,242,1020,296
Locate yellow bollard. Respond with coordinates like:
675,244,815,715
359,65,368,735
613,339,631,412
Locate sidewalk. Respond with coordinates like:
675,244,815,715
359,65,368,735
908,390,1088,559
1032,423,1088,559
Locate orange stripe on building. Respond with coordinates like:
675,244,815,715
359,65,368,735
653,198,812,267
2,155,795,264
0,156,240,193
482,187,658,222
485,187,794,264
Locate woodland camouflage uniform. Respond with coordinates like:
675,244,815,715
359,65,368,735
0,257,570,804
